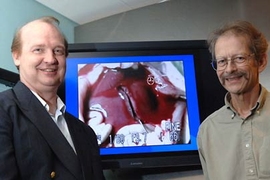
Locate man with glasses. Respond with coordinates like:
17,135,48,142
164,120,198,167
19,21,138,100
197,20,270,180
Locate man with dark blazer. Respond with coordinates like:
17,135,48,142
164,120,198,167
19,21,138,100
0,16,105,179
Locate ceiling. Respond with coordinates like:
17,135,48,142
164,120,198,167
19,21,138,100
36,0,169,25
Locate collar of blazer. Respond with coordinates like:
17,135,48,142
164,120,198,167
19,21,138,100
12,81,82,180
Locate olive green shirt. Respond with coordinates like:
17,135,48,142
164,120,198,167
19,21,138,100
197,85,270,180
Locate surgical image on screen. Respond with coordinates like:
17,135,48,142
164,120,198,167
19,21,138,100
78,61,190,148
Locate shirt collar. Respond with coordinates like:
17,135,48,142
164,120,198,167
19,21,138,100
31,91,66,113
225,84,268,116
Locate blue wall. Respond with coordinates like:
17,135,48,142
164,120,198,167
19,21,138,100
0,0,78,72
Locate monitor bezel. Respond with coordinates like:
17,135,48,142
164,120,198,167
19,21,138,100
59,40,226,169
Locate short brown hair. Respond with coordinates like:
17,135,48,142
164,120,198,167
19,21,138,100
11,16,69,57
208,20,268,62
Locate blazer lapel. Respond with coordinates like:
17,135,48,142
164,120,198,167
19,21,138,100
12,82,82,180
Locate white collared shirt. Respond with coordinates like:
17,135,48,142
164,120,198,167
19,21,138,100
31,91,76,153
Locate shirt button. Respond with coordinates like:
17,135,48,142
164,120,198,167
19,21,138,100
245,144,250,148
249,169,254,174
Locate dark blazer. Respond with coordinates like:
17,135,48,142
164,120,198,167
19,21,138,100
0,82,105,180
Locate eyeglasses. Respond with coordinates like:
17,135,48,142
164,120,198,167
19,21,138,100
211,53,254,71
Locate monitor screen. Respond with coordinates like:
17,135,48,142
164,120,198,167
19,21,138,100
61,40,226,169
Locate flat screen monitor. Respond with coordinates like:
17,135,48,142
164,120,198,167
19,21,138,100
0,68,19,92
60,40,226,169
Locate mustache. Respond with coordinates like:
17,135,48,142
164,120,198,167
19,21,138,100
220,71,247,81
